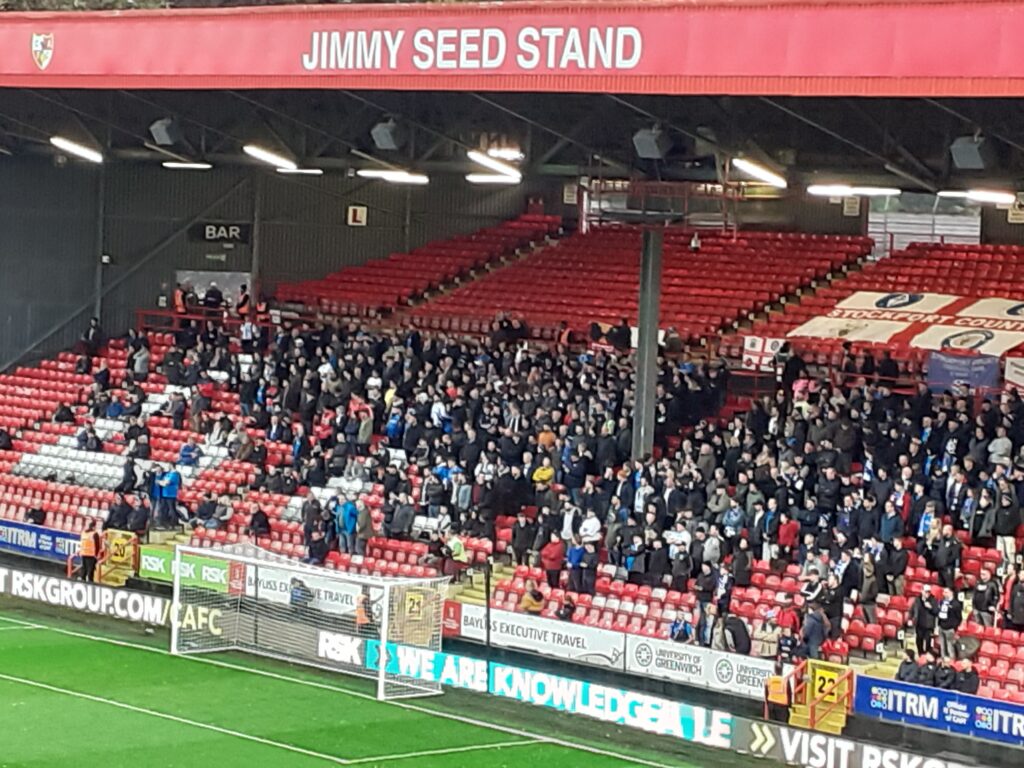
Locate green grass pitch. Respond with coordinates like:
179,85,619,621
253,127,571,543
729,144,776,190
0,604,762,768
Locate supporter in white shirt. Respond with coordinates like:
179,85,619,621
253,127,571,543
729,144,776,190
561,507,579,541
579,509,602,544
664,521,692,558
430,398,449,429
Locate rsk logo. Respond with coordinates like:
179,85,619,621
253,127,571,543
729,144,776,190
317,631,362,665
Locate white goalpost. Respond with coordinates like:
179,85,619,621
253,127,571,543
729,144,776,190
169,544,449,700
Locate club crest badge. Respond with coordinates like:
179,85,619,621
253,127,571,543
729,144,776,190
31,33,54,71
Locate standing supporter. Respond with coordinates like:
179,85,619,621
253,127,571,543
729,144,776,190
798,603,828,660
994,488,1021,566
930,525,961,589
154,465,182,529
1006,568,1024,631
714,561,734,614
694,562,716,611
732,537,753,588
858,554,879,625
579,541,598,595
511,511,536,567
883,537,908,596
355,501,374,556
909,591,938,655
753,614,781,659
972,569,1001,627
566,535,585,593
539,532,565,589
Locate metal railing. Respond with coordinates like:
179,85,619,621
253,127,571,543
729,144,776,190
808,667,855,730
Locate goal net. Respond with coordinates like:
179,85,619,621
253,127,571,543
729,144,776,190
169,543,449,700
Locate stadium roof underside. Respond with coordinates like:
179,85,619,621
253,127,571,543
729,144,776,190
4,1,1024,189
4,88,1024,190
3,0,1024,97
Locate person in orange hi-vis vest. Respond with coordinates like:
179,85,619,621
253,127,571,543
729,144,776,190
79,520,102,583
355,592,377,638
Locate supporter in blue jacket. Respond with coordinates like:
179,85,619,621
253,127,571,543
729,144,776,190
566,535,586,593
178,438,202,467
879,500,905,544
336,498,359,554
799,603,828,659
155,466,182,528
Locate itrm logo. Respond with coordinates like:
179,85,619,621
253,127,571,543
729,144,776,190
869,687,890,709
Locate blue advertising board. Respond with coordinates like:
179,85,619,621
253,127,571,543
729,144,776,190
0,520,79,562
489,662,733,748
855,676,1024,746
365,640,733,749
365,641,489,693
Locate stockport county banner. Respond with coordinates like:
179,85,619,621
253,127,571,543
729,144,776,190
789,292,1024,356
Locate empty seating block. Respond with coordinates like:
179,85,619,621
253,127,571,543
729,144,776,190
411,225,869,342
276,214,560,315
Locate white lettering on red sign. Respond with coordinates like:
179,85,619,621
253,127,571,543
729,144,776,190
301,27,642,73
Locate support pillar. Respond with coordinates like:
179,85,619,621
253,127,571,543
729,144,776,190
250,175,264,302
93,167,106,320
631,228,663,460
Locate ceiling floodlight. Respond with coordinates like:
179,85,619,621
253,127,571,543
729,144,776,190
486,147,525,162
466,173,522,185
50,136,102,164
732,157,787,188
162,161,212,171
938,189,1016,205
356,169,429,185
467,149,520,178
276,168,324,176
243,144,297,171
807,184,901,197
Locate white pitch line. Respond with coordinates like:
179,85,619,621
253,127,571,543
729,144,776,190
0,615,683,768
0,671,352,765
346,740,536,765
0,625,44,631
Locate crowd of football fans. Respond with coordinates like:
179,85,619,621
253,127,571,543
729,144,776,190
29,296,1024,690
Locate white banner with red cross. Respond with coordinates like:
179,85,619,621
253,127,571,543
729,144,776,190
742,336,785,372
789,291,1024,356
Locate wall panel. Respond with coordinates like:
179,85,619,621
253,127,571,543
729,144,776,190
0,158,556,365
980,205,1024,245
0,158,98,366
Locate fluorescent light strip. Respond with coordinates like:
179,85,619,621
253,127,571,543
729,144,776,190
807,184,900,198
731,157,787,188
938,189,1016,205
162,161,212,171
967,189,1016,205
50,136,103,164
467,149,520,178
276,168,324,176
466,173,522,185
356,169,429,185
243,144,297,171
486,147,525,162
